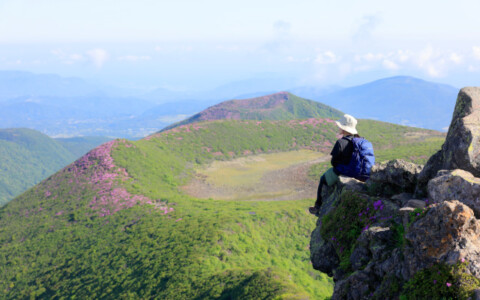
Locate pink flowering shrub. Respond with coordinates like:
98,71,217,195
37,140,172,218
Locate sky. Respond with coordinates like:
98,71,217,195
0,0,479,92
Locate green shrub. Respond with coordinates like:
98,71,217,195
401,262,480,299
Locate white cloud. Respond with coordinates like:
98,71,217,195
364,53,383,62
314,51,338,64
449,52,463,64
415,46,446,77
51,49,84,64
118,55,151,62
383,59,399,70
396,50,411,63
286,56,310,63
87,48,109,68
473,46,480,60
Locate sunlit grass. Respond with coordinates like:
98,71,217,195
198,150,324,187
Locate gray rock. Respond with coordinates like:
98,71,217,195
332,270,374,300
360,226,393,261
405,200,480,277
428,169,480,217
310,225,339,276
474,289,480,300
419,87,480,185
391,192,413,206
318,176,366,218
350,246,371,271
368,159,423,195
403,199,426,209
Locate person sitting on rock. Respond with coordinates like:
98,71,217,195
309,114,374,215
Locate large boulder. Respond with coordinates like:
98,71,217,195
405,200,480,277
310,227,339,276
319,175,365,217
310,176,365,275
367,159,422,195
428,169,480,217
419,87,480,185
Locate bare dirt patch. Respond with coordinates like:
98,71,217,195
181,151,329,201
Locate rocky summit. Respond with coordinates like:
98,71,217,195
310,87,480,299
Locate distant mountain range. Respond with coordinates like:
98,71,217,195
0,128,110,205
0,71,461,137
309,76,459,130
0,71,102,99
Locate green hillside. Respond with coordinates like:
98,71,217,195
0,128,75,205
162,92,344,131
0,129,112,206
0,119,444,299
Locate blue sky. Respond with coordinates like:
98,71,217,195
0,0,479,91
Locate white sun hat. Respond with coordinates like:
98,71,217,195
335,114,358,135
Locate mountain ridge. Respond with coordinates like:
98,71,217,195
316,76,458,130
162,91,343,131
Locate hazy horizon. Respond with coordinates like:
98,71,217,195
0,0,479,93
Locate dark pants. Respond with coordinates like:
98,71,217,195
314,174,327,208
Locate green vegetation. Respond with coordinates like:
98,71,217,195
0,128,75,205
198,150,320,188
0,118,446,299
320,191,376,272
0,129,111,206
401,262,480,299
163,92,344,131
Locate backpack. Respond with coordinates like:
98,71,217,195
334,137,375,181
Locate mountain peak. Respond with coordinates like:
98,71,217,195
160,92,343,131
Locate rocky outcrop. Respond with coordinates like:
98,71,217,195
368,159,422,195
428,169,480,217
310,87,480,299
418,87,480,187
310,172,480,299
405,200,480,277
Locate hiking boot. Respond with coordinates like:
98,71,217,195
309,206,320,215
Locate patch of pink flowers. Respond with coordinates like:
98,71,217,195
61,140,173,217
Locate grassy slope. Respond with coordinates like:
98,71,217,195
0,128,75,205
0,119,444,299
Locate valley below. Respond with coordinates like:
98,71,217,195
182,150,329,201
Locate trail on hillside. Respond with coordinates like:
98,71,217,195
181,152,329,201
